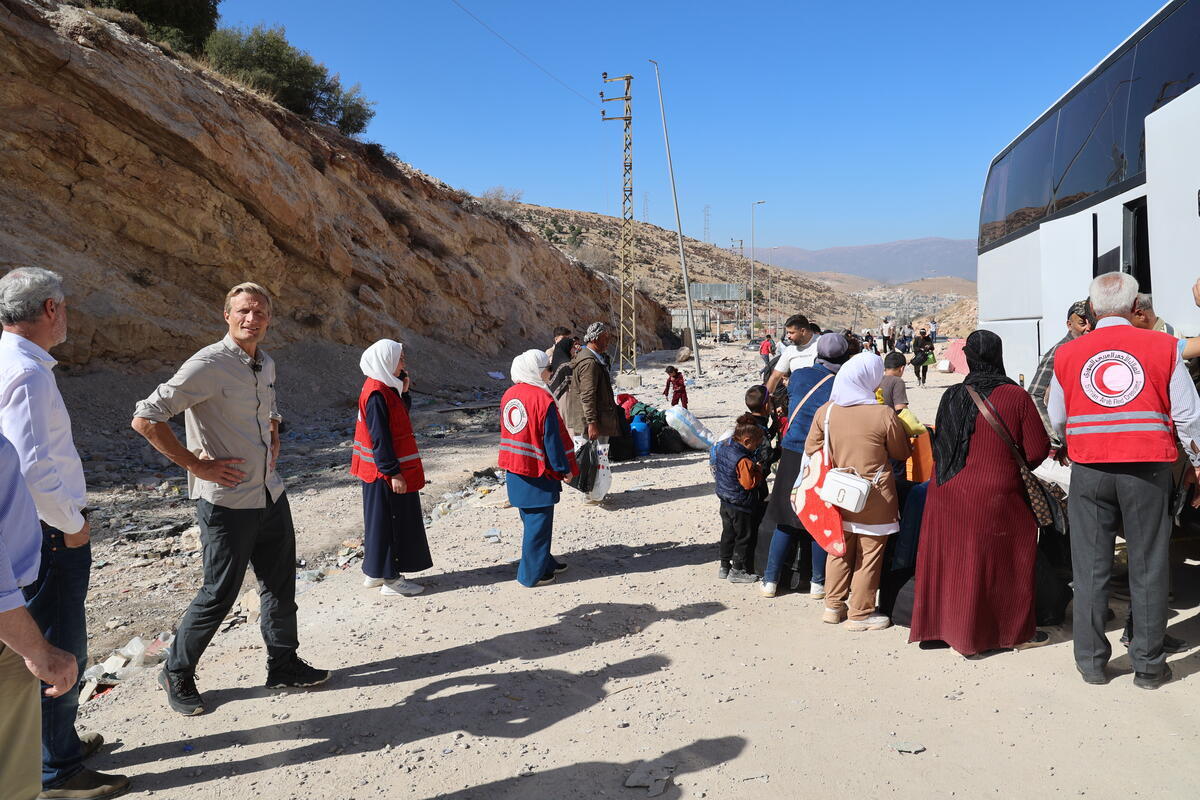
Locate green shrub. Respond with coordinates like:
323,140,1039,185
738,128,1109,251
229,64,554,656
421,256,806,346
89,0,220,53
89,6,146,37
204,25,375,135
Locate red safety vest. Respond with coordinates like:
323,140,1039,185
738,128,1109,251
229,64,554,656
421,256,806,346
497,383,578,480
1053,323,1178,464
350,378,426,491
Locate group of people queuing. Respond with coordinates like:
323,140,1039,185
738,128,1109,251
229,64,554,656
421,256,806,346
1,263,1194,800
715,272,1195,691
859,317,937,386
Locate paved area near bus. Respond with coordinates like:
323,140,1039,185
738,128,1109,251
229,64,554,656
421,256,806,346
77,344,1200,799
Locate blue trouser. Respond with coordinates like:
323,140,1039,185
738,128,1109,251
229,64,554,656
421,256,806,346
23,524,90,788
516,506,555,587
762,526,826,585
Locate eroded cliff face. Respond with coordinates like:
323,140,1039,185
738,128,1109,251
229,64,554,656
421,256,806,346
0,0,668,370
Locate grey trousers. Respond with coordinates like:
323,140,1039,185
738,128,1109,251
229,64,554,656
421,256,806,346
1068,461,1171,674
167,493,299,673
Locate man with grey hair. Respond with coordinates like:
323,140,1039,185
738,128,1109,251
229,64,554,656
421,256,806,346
132,282,328,717
1131,292,1178,337
0,268,130,798
1048,272,1200,689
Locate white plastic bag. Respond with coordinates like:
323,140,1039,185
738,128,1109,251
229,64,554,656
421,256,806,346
664,406,716,451
572,437,612,502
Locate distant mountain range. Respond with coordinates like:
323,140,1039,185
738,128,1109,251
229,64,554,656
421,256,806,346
766,237,977,284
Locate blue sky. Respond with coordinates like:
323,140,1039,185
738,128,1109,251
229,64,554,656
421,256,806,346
218,0,1165,250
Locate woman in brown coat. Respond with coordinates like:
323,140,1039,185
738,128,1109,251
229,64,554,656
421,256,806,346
806,352,911,630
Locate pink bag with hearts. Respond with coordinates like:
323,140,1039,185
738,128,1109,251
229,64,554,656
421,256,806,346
791,447,847,557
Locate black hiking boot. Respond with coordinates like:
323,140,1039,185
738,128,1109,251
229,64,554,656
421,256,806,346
158,668,204,716
266,654,331,689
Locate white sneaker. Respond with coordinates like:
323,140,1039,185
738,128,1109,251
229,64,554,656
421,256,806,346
809,582,826,599
844,614,891,632
362,576,384,588
381,577,424,596
760,581,778,598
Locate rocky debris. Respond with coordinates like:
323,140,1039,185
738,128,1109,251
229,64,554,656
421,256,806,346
0,0,670,371
676,347,693,363
80,632,172,702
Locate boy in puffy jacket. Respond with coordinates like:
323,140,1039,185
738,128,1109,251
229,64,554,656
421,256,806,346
663,366,688,408
714,414,766,584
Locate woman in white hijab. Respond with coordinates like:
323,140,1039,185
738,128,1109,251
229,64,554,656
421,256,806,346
498,349,578,587
805,352,911,630
350,339,432,596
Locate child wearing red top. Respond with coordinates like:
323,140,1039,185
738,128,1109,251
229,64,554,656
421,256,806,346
663,366,688,408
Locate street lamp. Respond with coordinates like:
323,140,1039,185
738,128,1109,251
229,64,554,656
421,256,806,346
750,200,765,337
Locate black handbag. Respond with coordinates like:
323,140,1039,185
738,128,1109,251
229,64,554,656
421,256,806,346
566,440,599,493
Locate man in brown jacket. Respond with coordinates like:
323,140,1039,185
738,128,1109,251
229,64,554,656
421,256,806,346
562,322,622,441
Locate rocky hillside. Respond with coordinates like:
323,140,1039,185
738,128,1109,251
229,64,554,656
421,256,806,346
0,0,669,378
515,205,868,331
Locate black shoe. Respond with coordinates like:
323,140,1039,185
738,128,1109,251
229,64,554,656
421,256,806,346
1076,665,1109,685
1120,632,1188,654
1133,664,1173,690
38,768,130,799
265,655,331,689
727,568,759,584
552,560,568,574
158,668,204,716
717,565,730,580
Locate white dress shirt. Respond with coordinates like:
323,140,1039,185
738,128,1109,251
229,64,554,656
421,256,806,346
1047,317,1200,466
0,331,88,533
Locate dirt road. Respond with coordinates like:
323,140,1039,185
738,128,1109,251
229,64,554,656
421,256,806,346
76,344,1200,799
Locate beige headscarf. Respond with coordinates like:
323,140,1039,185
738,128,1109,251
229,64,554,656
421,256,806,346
510,349,550,392
360,339,406,391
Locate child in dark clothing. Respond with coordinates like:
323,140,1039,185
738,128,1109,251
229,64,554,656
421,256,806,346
744,384,780,472
714,415,767,584
663,366,688,408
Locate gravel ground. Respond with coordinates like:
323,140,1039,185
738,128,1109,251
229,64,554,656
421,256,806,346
67,343,1200,799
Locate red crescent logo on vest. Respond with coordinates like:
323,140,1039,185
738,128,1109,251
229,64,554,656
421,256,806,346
502,398,529,434
1080,350,1145,407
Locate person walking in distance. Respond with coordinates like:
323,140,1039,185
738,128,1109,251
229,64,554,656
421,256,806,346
351,340,433,597
0,268,130,799
0,431,83,800
759,335,775,368
911,328,934,387
663,366,688,408
132,283,329,716
1049,272,1200,689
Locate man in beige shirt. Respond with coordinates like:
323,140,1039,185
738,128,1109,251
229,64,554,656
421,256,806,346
132,283,328,716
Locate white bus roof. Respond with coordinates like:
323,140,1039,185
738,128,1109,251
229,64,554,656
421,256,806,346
989,0,1180,165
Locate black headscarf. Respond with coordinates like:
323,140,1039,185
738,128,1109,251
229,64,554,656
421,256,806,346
932,329,1018,485
549,336,575,373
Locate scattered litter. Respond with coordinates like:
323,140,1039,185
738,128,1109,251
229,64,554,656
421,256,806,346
889,741,926,755
82,632,174,701
298,570,325,583
483,528,502,543
487,371,506,380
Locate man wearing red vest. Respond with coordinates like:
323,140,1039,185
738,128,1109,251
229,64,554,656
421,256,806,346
1049,272,1200,690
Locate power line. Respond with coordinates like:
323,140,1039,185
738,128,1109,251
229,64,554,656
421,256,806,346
447,0,598,108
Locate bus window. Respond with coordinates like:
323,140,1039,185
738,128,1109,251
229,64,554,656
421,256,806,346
1052,50,1134,212
1003,112,1058,236
979,152,1011,248
1125,0,1200,174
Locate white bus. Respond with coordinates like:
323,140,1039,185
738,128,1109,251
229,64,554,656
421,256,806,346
977,0,1200,383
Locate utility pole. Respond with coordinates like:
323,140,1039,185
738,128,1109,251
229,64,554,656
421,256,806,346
730,238,743,333
703,204,711,243
601,72,640,387
649,59,701,376
750,200,765,339
643,191,649,222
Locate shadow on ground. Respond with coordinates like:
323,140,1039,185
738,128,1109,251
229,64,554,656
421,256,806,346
97,600,728,792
